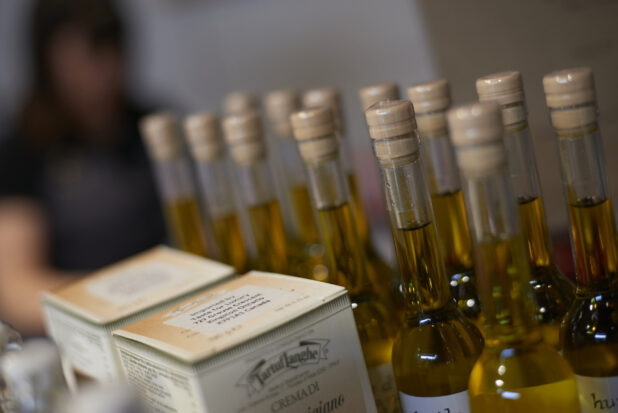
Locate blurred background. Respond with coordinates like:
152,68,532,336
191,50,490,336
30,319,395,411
0,0,617,333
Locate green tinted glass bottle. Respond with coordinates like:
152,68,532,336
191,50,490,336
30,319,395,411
448,101,579,412
366,100,483,413
476,71,574,349
543,68,618,412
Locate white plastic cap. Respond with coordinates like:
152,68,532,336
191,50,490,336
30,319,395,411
140,112,184,161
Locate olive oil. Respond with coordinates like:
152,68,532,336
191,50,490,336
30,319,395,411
211,212,248,273
163,198,208,257
246,200,288,274
289,184,320,244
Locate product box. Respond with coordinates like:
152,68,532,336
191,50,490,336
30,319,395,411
43,246,234,383
112,271,377,413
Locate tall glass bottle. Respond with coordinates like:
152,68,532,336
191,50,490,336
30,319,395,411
543,67,618,412
140,113,210,257
222,112,289,274
365,100,483,413
407,79,482,323
264,90,328,281
302,87,396,304
290,107,400,413
448,102,579,411
183,112,249,272
2,339,69,413
476,71,575,349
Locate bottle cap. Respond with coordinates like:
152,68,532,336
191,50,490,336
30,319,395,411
183,112,223,162
301,87,345,135
290,107,338,161
140,112,183,161
364,100,419,161
358,83,400,111
2,339,64,385
407,79,450,132
543,68,597,129
64,384,147,413
447,101,505,175
476,71,526,125
222,112,265,165
222,91,259,116
264,89,299,138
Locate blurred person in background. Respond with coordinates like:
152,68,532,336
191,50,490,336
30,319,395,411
0,0,166,336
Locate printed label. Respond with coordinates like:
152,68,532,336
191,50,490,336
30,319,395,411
87,262,190,305
368,363,401,413
576,374,618,412
399,390,470,413
164,285,299,336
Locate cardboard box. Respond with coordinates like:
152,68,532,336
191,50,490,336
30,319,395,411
43,246,234,382
113,271,377,413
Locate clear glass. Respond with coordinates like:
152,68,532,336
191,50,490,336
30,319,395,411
420,123,481,323
303,142,400,413
461,157,579,412
550,106,618,395
375,136,483,404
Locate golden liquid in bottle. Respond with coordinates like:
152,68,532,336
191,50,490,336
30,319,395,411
165,198,209,257
289,185,320,244
317,203,400,413
391,222,483,398
469,237,579,412
212,212,248,272
517,196,574,349
432,190,482,323
348,173,369,245
247,200,288,274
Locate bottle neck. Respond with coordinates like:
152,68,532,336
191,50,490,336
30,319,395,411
461,163,539,344
374,135,452,315
303,149,372,297
195,159,236,218
153,157,197,202
234,159,278,208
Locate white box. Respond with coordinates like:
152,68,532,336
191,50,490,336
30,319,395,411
112,271,377,413
43,246,234,382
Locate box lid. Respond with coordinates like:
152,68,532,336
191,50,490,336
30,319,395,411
43,246,234,325
112,272,346,363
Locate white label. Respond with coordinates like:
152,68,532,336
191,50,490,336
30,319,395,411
368,363,401,413
576,374,618,412
164,285,299,336
87,262,190,305
399,390,470,413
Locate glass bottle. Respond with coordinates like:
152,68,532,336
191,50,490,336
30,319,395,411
448,101,579,412
290,107,400,413
140,113,210,257
543,67,618,412
184,112,249,272
2,339,69,413
366,100,483,413
222,112,289,274
407,79,482,324
303,87,397,306
264,90,328,282
476,71,575,349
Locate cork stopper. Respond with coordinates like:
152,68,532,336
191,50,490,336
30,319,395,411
290,107,338,161
476,71,526,125
543,68,597,130
301,87,344,134
358,83,400,111
364,100,419,161
264,89,299,139
140,112,184,161
183,112,223,162
407,79,451,133
447,102,505,175
222,112,265,165
222,91,259,116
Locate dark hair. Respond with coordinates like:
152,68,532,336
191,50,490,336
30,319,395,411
20,0,125,146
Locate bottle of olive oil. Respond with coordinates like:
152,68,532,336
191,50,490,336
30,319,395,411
264,89,328,282
543,67,618,412
183,112,249,272
448,101,579,412
140,112,210,257
407,80,482,324
222,112,289,274
290,107,400,413
476,71,575,349
303,87,397,305
365,100,483,413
